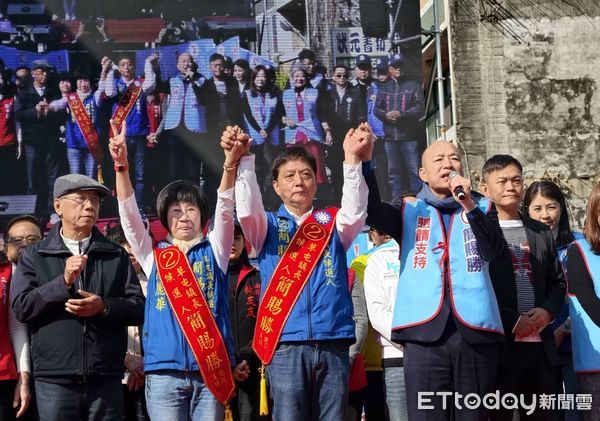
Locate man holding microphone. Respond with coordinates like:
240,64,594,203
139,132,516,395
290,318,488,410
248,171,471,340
11,174,145,421
364,140,507,420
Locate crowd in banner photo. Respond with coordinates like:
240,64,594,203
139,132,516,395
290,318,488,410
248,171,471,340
0,34,425,228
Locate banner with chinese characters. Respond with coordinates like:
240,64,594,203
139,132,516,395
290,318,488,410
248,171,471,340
331,27,391,68
253,208,339,365
154,246,235,406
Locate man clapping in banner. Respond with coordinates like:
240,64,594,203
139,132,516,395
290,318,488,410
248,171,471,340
227,122,372,420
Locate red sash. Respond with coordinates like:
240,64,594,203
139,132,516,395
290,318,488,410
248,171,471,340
0,263,17,381
67,93,103,163
154,246,235,406
252,207,339,365
110,79,142,137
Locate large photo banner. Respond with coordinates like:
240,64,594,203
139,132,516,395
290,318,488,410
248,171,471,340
0,0,425,227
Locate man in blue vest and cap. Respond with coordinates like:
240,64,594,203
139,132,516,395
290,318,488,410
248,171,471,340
363,140,507,420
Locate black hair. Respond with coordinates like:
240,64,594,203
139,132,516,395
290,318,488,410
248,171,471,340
233,59,251,81
105,224,128,246
72,67,91,81
156,180,210,232
333,64,349,74
524,180,574,247
209,53,225,63
271,146,317,181
298,49,316,62
3,215,43,243
56,71,73,83
481,154,523,182
117,54,135,65
0,70,12,96
249,65,274,96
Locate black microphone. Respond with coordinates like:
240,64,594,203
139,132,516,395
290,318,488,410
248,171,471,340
449,171,466,201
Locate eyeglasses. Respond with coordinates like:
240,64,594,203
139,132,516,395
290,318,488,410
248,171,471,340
7,235,42,246
334,74,349,78
61,194,103,206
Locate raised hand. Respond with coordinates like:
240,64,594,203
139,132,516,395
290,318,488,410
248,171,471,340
109,120,128,165
100,56,113,76
222,125,251,167
343,122,374,164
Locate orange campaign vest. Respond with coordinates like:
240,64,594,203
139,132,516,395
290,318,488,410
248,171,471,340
110,79,142,136
154,246,235,419
252,208,339,415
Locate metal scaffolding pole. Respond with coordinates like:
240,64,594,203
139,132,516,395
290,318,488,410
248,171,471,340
432,0,446,140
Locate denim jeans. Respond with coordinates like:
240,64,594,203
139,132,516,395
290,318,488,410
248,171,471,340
35,377,123,421
67,148,95,178
384,139,422,199
125,136,146,210
384,366,408,421
266,341,350,421
145,370,223,421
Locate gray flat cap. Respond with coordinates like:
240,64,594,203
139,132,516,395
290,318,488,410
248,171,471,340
53,174,110,200
31,59,54,71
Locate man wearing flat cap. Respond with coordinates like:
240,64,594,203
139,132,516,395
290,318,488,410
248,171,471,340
15,60,66,223
11,174,145,421
374,52,424,199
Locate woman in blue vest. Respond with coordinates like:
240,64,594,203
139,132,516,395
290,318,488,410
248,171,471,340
242,64,283,210
110,121,251,421
565,183,600,421
525,180,582,421
49,67,107,178
281,64,332,189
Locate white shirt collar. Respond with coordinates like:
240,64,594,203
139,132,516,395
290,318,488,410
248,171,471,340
284,205,313,226
60,229,92,255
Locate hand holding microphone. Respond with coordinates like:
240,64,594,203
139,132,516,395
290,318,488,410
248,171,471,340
448,171,466,201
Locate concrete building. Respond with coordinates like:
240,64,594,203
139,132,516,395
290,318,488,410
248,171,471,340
450,0,600,225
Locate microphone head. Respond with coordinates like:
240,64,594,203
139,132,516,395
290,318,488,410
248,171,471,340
448,170,460,180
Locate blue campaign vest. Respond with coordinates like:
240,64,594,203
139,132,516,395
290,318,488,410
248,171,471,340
257,205,355,342
282,88,325,144
367,83,384,137
567,238,600,373
65,93,99,150
243,91,280,146
143,240,235,372
112,78,149,137
164,76,207,133
392,198,504,334
558,231,584,276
